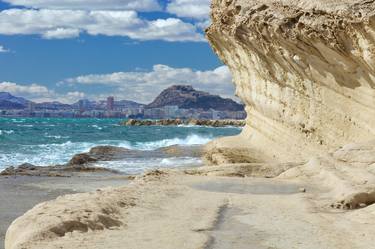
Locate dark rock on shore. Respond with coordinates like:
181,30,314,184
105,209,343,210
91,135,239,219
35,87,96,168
67,146,133,166
122,119,245,127
1,159,119,177
69,154,98,165
70,145,204,164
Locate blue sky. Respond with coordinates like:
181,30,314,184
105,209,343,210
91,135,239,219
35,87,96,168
0,0,235,104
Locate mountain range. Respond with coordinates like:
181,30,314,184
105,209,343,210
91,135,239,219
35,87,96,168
0,85,244,112
0,92,30,109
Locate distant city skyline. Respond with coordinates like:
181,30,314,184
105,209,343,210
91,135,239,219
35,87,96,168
0,0,236,104
0,85,246,120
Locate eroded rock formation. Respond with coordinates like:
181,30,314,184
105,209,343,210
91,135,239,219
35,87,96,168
205,0,375,163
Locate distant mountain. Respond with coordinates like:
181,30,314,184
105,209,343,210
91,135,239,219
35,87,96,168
146,85,244,111
0,92,31,109
0,92,30,107
0,100,26,109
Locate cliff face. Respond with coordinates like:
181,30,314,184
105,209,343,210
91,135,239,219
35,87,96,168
206,0,375,163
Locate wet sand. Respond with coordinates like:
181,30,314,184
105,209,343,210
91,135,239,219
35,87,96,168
0,173,129,249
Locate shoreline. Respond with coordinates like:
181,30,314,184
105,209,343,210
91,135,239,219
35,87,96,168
5,152,375,249
3,140,375,249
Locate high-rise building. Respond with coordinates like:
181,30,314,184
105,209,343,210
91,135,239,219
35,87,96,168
107,96,114,111
78,100,85,113
28,102,35,113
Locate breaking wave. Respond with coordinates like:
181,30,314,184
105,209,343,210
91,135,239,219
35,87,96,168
0,134,212,169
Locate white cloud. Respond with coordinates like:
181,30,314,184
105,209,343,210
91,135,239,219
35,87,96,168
0,66,235,104
0,82,85,103
64,65,235,103
42,28,81,39
195,19,211,30
65,91,86,102
0,9,204,42
167,0,210,20
0,45,9,53
3,0,161,12
0,82,51,96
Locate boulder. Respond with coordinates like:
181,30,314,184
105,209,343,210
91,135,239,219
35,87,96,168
69,153,97,166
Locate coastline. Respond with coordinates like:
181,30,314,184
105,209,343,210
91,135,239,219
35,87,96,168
4,149,375,249
3,0,375,247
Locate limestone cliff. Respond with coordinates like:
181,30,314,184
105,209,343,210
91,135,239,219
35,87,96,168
205,0,375,163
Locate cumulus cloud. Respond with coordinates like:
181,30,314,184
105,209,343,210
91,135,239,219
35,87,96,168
0,66,235,104
2,0,161,12
0,45,9,53
0,82,85,103
42,28,81,39
167,0,210,20
0,9,204,42
64,65,235,103
0,82,51,96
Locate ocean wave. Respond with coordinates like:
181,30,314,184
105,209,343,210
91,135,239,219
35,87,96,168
1,141,99,167
44,133,70,139
0,130,14,135
132,134,212,150
91,125,103,130
11,119,26,123
0,134,212,169
17,124,34,127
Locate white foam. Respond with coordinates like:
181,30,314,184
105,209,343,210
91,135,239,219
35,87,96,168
91,125,103,130
0,134,212,170
133,134,213,150
44,133,69,139
0,130,14,135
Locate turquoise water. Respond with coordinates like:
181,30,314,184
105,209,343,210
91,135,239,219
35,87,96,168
0,118,242,173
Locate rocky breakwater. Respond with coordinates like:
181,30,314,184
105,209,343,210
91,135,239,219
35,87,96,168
205,0,375,164
122,119,246,127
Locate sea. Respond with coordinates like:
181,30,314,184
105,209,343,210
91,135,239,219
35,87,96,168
0,118,242,174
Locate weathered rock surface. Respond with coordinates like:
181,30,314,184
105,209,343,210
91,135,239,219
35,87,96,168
205,0,375,163
0,163,116,177
70,145,204,162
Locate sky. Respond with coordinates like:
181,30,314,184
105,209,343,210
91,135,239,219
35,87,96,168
0,0,235,104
